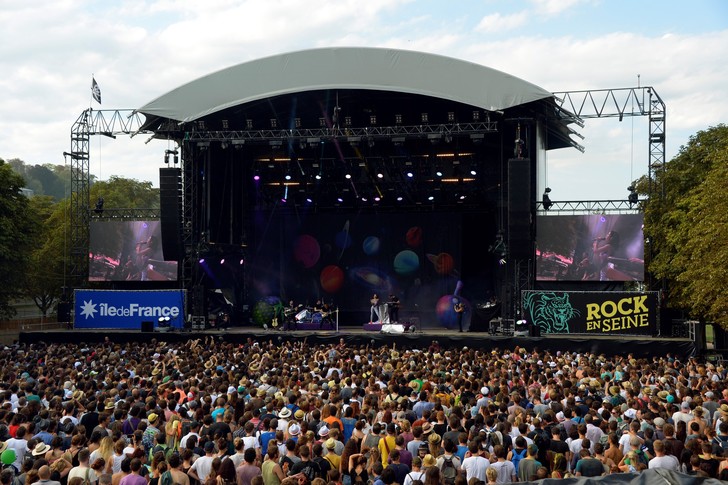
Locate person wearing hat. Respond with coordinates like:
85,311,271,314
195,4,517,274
189,441,217,482
324,438,341,470
277,407,292,433
142,413,160,454
33,419,54,446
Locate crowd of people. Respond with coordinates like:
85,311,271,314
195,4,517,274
0,335,727,485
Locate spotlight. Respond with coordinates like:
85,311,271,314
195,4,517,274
345,173,352,180
239,259,244,265
406,171,414,178
377,172,384,179
221,119,229,129
421,113,429,123
197,120,206,130
395,114,402,125
220,258,225,265
542,187,553,210
319,117,327,127
344,116,352,127
628,185,639,206
270,119,277,129
294,118,301,128
470,169,477,176
472,110,480,121
253,174,260,182
199,258,206,264
246,119,253,129
369,115,377,126
428,195,435,201
447,112,455,122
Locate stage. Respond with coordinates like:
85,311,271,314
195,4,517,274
18,324,697,359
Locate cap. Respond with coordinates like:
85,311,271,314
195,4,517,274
204,441,216,452
147,413,159,423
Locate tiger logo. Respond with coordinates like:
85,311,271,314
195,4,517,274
523,292,579,334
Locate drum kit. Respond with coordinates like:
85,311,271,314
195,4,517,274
291,304,335,326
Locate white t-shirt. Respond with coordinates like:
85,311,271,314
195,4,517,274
490,460,516,484
190,455,214,481
402,470,425,485
648,454,679,471
460,455,490,482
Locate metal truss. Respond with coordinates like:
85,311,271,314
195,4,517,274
181,121,498,143
66,109,154,283
90,208,160,221
536,199,640,214
551,87,666,197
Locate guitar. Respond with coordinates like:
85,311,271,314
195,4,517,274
454,302,464,313
271,316,278,327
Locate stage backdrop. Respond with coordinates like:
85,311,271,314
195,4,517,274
74,289,185,329
522,290,658,336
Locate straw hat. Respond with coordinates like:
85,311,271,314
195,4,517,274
32,442,50,456
421,422,433,435
325,438,336,450
279,408,292,419
422,454,437,468
609,386,620,396
147,413,159,424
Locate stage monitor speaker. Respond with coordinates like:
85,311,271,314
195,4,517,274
159,167,182,262
141,321,154,332
508,158,532,259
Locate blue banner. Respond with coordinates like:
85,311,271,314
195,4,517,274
74,290,185,329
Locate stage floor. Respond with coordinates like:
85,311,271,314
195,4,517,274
19,324,697,359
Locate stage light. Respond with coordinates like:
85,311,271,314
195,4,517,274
369,115,377,125
294,118,301,128
472,110,480,121
406,171,414,178
253,174,260,181
315,173,322,180
542,187,553,210
306,197,313,203
246,119,253,129
395,114,402,125
397,196,403,201
239,259,244,265
197,120,206,130
345,173,352,180
222,119,229,129
374,196,381,202
199,258,205,264
270,119,277,129
470,169,477,176
428,195,435,201
447,112,455,122
444,134,452,144
220,258,225,265
285,170,292,181
361,196,368,202
421,113,429,123
319,117,327,127
377,172,384,179
628,185,639,206
344,116,352,127
337,197,343,203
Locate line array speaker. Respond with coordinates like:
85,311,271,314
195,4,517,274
159,167,183,261
507,158,532,259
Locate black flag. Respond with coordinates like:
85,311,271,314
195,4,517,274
91,77,101,104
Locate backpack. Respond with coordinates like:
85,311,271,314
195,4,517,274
160,470,173,485
440,456,457,485
511,448,527,475
635,449,649,467
713,436,728,456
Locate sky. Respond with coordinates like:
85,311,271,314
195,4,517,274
1,0,726,202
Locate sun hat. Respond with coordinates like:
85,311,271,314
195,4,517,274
32,442,50,456
279,408,292,419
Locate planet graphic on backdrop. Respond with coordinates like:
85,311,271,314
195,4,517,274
435,294,470,330
320,265,344,293
293,234,320,268
252,296,280,327
393,250,419,275
335,220,352,259
362,236,381,256
427,252,454,275
406,226,423,247
350,267,393,292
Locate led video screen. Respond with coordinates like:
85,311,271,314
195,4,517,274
89,220,178,281
536,214,644,282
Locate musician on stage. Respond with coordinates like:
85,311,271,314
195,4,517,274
284,300,297,330
370,293,381,324
453,298,465,332
388,294,400,323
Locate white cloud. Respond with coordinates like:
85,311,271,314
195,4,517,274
475,12,529,33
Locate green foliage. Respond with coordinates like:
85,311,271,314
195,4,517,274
90,176,159,209
7,158,71,200
0,159,38,319
641,124,728,329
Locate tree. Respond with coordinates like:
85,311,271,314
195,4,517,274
0,159,37,319
640,124,728,329
23,196,66,317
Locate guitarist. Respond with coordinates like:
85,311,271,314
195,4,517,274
453,298,465,333
369,294,381,324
